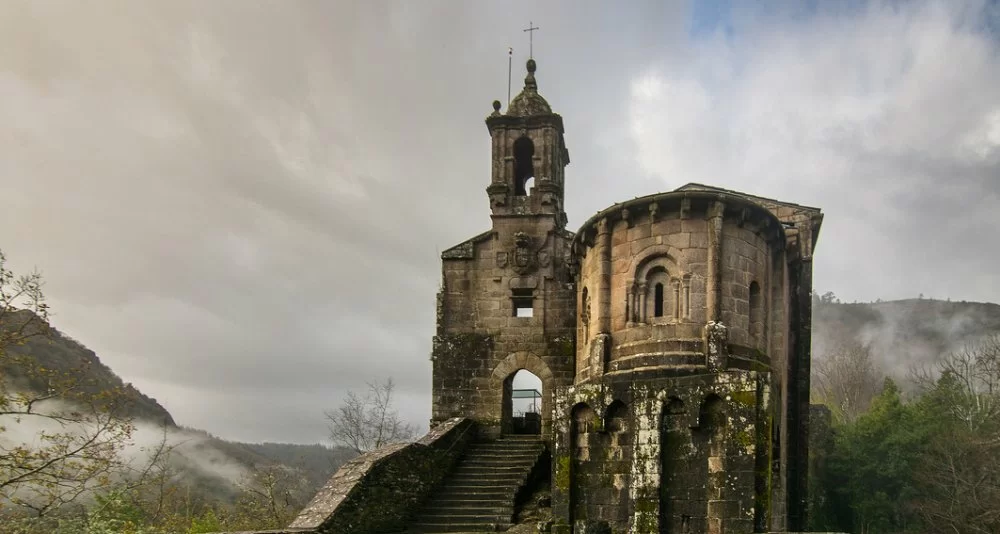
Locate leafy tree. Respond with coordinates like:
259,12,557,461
826,378,930,533
0,250,138,517
909,336,1000,534
325,378,416,454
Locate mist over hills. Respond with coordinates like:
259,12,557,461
812,295,1000,381
4,296,997,504
1,310,355,503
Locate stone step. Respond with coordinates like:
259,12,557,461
451,465,536,474
434,485,517,498
444,477,524,487
417,507,513,520
462,450,542,459
408,522,513,533
413,518,512,529
449,469,528,479
467,441,543,449
464,446,541,453
417,501,512,510
463,448,542,455
463,449,540,457
420,501,512,511
460,457,537,465
468,439,543,446
446,471,527,486
407,438,545,532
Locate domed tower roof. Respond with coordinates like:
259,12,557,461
507,58,552,116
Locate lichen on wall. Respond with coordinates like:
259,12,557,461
551,371,773,533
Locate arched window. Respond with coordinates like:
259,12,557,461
513,136,535,196
654,283,664,317
630,251,681,325
643,266,671,322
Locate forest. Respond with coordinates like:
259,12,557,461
807,295,1000,534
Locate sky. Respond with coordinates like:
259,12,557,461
1,0,998,444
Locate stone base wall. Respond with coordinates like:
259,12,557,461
550,371,774,534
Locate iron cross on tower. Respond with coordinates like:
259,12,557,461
523,21,539,58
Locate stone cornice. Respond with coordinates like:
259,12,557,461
572,191,787,253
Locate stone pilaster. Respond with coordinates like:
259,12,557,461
597,218,611,334
706,200,725,322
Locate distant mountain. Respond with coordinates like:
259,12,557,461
3,309,175,424
812,297,1000,378
1,309,355,501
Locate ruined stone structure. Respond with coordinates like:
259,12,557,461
431,58,823,533
263,57,825,534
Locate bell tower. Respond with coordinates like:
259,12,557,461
432,55,578,440
485,59,570,228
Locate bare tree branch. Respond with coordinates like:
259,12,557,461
324,378,416,454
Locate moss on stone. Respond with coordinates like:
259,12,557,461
432,332,494,360
730,390,756,406
555,454,571,491
546,334,575,360
734,427,754,449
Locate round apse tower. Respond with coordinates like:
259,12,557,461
572,190,786,383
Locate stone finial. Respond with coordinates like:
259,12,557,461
491,100,502,116
506,58,552,116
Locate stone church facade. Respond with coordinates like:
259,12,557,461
431,58,823,533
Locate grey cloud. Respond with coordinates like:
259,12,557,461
1,0,995,443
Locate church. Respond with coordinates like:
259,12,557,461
429,56,822,533
286,57,823,534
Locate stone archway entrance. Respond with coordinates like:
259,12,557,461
504,369,543,435
491,352,554,437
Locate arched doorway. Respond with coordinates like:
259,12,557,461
491,352,554,437
503,369,543,435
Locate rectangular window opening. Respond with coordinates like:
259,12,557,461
512,288,534,318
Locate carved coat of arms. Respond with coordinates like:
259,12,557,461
512,232,535,275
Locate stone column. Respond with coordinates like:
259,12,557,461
672,280,681,320
706,201,725,322
597,218,612,334
633,286,641,323
625,281,634,326
682,276,691,320
638,283,647,324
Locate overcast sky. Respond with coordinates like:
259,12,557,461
1,0,998,444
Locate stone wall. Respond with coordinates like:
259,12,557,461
433,219,577,438
550,372,772,534
573,192,784,383
719,219,770,349
284,418,474,534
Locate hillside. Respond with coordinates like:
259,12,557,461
812,296,1000,378
2,309,176,424
0,309,354,506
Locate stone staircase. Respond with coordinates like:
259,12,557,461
407,435,545,533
